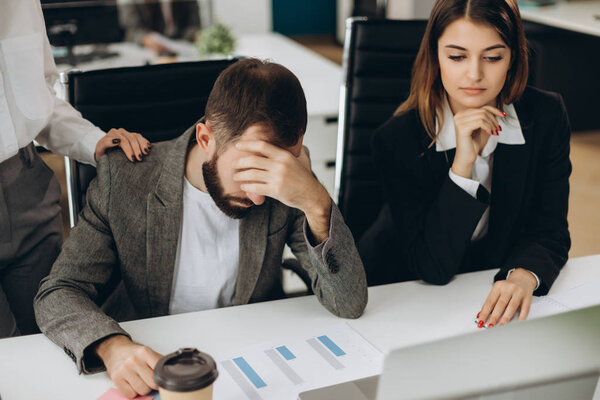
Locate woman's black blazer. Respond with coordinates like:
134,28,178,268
359,86,571,296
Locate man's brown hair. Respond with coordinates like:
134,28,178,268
205,58,307,149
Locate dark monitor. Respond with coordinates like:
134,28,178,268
41,0,123,65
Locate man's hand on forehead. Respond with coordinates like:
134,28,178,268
233,139,332,244
233,140,319,209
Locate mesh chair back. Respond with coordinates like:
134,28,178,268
65,58,238,227
334,18,427,240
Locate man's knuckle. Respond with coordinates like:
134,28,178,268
124,358,136,369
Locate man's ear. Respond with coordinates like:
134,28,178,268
196,121,214,153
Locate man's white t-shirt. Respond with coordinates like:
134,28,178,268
169,178,240,315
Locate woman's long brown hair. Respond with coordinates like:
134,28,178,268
395,0,529,146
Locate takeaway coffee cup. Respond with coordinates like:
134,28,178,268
154,348,218,400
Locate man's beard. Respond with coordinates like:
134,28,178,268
202,154,254,219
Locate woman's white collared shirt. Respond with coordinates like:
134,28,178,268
0,0,103,165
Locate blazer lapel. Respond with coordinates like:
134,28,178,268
233,201,270,305
487,100,535,253
145,128,194,316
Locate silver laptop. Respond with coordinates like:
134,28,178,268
299,305,600,400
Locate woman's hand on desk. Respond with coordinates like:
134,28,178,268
476,268,537,328
95,334,162,398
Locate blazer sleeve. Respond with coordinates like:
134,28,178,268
285,203,368,319
371,118,489,284
495,94,572,295
34,153,131,375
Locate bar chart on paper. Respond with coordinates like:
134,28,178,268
213,323,383,400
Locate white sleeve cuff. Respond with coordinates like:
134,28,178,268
507,268,541,291
449,169,480,199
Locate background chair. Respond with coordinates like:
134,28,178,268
334,17,427,242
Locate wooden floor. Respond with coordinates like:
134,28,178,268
41,36,600,258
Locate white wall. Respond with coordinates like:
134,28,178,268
212,0,272,34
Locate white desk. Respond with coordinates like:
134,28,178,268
55,33,340,195
520,1,600,37
1,255,599,400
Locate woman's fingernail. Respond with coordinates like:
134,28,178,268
495,129,499,135
112,138,121,144
488,323,494,328
498,125,502,131
502,111,507,117
478,320,485,328
477,312,480,318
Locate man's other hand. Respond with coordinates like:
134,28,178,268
95,335,162,398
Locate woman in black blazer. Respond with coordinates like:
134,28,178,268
359,0,571,328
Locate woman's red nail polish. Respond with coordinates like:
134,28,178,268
478,320,485,328
477,312,480,318
502,112,507,117
488,323,494,328
498,125,502,131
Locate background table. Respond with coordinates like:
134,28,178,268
519,1,600,37
1,255,598,400
518,1,600,131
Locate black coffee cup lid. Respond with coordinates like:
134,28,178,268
154,348,219,392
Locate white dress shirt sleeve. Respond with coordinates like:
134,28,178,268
448,169,480,198
31,3,104,166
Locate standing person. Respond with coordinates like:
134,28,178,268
0,0,150,338
360,0,571,328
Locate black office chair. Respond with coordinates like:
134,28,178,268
63,59,238,228
334,17,427,242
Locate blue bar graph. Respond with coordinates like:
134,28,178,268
276,345,296,360
233,357,267,389
317,335,346,357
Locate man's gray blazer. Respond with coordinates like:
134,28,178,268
34,127,368,374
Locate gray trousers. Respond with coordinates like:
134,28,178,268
0,143,62,337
